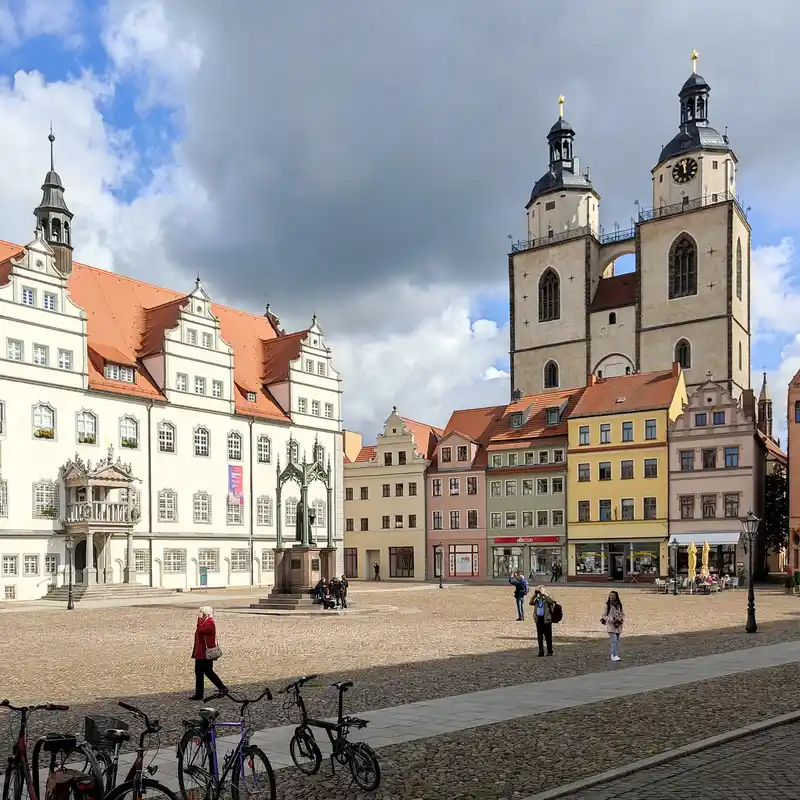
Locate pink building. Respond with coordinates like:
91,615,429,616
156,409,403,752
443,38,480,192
788,371,800,572
426,405,504,580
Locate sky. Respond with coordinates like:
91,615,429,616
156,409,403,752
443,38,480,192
1,0,799,443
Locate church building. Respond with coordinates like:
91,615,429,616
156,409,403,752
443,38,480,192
508,53,751,402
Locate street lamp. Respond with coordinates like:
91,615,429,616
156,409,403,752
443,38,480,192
438,542,444,589
65,534,74,611
740,510,761,633
671,538,679,595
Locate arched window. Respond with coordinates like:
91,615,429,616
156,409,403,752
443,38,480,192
157,489,178,522
119,416,139,449
674,339,691,369
735,238,742,301
76,410,97,444
313,499,326,527
192,491,211,524
33,403,56,439
544,360,559,389
63,221,70,245
51,219,61,242
257,435,271,464
285,497,298,526
668,235,697,299
227,431,242,460
608,312,616,325
795,401,800,423
158,422,175,453
194,426,210,457
256,496,273,526
314,443,325,466
287,439,299,463
538,268,561,322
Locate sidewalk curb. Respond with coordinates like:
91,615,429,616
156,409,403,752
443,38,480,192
522,709,800,799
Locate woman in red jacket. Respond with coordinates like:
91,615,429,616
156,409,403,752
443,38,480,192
190,606,227,700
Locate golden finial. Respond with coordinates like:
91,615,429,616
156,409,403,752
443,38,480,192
691,49,699,73
558,95,565,118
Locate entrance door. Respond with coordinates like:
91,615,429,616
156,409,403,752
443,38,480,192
609,543,625,581
74,539,100,584
366,549,380,580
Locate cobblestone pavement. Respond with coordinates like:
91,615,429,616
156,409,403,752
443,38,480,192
560,720,800,799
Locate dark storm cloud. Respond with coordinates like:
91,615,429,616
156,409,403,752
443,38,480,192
148,0,800,328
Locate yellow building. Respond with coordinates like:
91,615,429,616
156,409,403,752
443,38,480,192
342,409,441,580
567,365,687,582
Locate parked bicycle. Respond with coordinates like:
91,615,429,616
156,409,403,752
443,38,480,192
1,699,103,800
176,687,275,800
82,700,178,800
280,675,380,791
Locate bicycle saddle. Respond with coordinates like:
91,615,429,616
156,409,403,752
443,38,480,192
104,729,131,744
332,681,354,691
198,708,218,720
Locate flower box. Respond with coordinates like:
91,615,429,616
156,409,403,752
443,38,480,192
78,435,96,444
39,507,57,519
34,428,55,440
120,438,138,449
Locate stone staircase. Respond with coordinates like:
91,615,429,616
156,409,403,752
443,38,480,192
250,590,319,611
42,583,178,603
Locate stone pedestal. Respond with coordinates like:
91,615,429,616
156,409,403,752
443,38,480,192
251,545,323,611
320,547,338,580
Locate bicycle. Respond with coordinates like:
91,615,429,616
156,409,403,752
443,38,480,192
1,698,103,800
280,675,380,791
176,687,275,800
81,701,176,800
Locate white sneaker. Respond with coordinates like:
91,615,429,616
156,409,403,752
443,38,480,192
611,655,621,662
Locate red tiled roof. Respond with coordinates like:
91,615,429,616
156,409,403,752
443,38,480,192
399,417,442,460
756,429,787,464
571,368,681,418
355,446,377,462
588,273,638,313
430,404,507,470
0,239,299,422
489,386,587,446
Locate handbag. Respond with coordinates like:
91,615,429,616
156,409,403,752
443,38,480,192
206,644,222,661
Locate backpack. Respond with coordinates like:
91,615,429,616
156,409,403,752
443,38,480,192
551,602,563,624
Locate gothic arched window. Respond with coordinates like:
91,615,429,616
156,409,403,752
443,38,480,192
668,235,697,299
544,360,559,389
64,221,70,245
51,219,61,242
674,339,691,369
538,268,561,322
608,312,616,325
736,238,742,301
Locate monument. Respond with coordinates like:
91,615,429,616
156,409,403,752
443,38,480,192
252,435,337,610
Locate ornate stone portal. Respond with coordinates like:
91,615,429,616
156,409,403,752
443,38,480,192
58,445,140,584
269,435,336,600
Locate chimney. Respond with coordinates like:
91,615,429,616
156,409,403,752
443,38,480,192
511,389,522,403
587,374,597,386
741,389,756,422
672,361,681,377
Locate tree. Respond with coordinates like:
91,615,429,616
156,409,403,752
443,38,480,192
761,462,789,574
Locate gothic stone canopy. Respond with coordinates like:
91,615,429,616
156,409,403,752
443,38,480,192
59,445,138,486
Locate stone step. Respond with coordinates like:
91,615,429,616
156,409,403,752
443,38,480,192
43,585,177,602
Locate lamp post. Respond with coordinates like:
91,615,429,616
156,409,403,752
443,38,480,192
671,539,679,595
740,510,761,633
65,534,75,611
438,542,444,589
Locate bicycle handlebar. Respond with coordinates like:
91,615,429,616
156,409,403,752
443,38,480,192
342,716,369,730
204,686,273,709
1,700,69,713
118,700,161,733
280,675,319,694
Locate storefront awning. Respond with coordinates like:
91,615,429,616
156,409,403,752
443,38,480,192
669,532,741,546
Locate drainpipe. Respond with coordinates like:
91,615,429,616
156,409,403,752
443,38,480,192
147,400,154,587
249,418,255,590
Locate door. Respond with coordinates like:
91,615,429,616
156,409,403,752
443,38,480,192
609,543,625,581
366,549,380,580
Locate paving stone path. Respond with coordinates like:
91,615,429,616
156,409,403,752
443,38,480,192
556,721,800,799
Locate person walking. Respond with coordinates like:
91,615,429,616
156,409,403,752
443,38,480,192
340,574,349,609
508,571,528,621
550,559,558,583
601,591,625,662
373,562,381,581
190,606,227,700
530,587,555,657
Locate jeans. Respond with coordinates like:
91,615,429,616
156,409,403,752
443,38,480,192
609,632,620,657
515,597,525,619
535,616,553,655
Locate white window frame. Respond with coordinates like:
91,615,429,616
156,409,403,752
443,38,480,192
57,349,72,370
311,400,320,416
227,431,242,460
305,359,314,373
32,480,59,519
212,380,223,398
201,332,213,349
119,416,139,449
537,510,549,527
23,555,39,576
76,410,97,445
186,328,197,345
324,402,334,419
158,421,176,453
287,440,299,463
194,426,210,457
133,549,149,573
231,549,249,572
163,548,186,573
0,477,7,518
32,403,56,440
44,554,59,575
285,497,298,526
198,548,220,572
157,489,178,522
193,491,212,524
256,496,273,526
257,435,271,463
176,373,188,392
104,364,135,382
7,339,23,361
227,498,243,525
298,398,307,414
261,549,275,571
32,344,49,367
21,287,35,306
536,478,549,495
194,376,206,395
505,511,517,529
316,361,326,376
43,292,57,312
2,555,18,576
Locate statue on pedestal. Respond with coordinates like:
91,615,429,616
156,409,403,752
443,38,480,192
295,500,317,546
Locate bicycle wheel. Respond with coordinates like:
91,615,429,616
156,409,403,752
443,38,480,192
79,748,114,793
176,727,214,800
288,727,321,776
231,746,275,800
2,762,26,800
347,742,381,791
105,777,179,800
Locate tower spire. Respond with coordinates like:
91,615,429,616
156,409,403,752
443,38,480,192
558,94,565,118
48,123,55,171
34,128,74,275
691,48,699,74
757,371,773,439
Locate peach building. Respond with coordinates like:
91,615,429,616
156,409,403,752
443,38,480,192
788,371,800,571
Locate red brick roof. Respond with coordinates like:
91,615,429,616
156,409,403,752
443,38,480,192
0,239,305,422
571,367,681,418
430,404,506,470
588,273,638,313
399,417,442,460
355,446,377,462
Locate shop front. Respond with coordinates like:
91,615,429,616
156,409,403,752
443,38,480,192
668,532,743,579
430,537,486,580
568,539,668,582
489,536,564,581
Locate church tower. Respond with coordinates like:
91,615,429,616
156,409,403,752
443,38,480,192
758,372,773,439
508,97,603,396
638,51,750,399
33,128,74,276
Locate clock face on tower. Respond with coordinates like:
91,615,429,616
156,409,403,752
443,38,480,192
672,157,698,184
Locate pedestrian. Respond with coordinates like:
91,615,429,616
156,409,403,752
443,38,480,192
508,570,528,621
601,591,625,662
190,606,227,700
373,562,381,581
530,587,555,657
550,559,558,583
340,574,349,609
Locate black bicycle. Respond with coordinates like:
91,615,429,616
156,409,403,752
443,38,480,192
176,687,275,800
281,675,380,791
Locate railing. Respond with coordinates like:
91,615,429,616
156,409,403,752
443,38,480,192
65,502,131,524
510,192,746,254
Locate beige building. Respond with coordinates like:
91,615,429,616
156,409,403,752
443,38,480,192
343,409,440,580
509,55,750,404
668,377,764,577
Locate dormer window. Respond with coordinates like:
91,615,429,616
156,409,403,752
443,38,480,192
546,408,559,425
104,364,135,383
441,446,452,463
510,413,523,429
246,391,257,402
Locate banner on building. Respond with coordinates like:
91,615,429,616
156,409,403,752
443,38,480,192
228,465,244,505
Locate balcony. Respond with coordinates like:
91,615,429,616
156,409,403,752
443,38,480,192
64,502,134,525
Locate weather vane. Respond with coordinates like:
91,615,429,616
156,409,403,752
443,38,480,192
691,49,699,73
558,95,565,118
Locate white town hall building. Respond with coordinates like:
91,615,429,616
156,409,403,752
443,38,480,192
0,138,344,601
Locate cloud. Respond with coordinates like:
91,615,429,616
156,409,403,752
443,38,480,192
757,337,800,448
751,238,800,338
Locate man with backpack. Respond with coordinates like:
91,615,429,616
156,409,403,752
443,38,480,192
529,587,563,656
508,570,529,621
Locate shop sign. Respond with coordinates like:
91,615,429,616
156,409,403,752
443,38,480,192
493,536,560,544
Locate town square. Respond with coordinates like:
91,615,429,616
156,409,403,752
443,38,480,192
3,1,800,798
